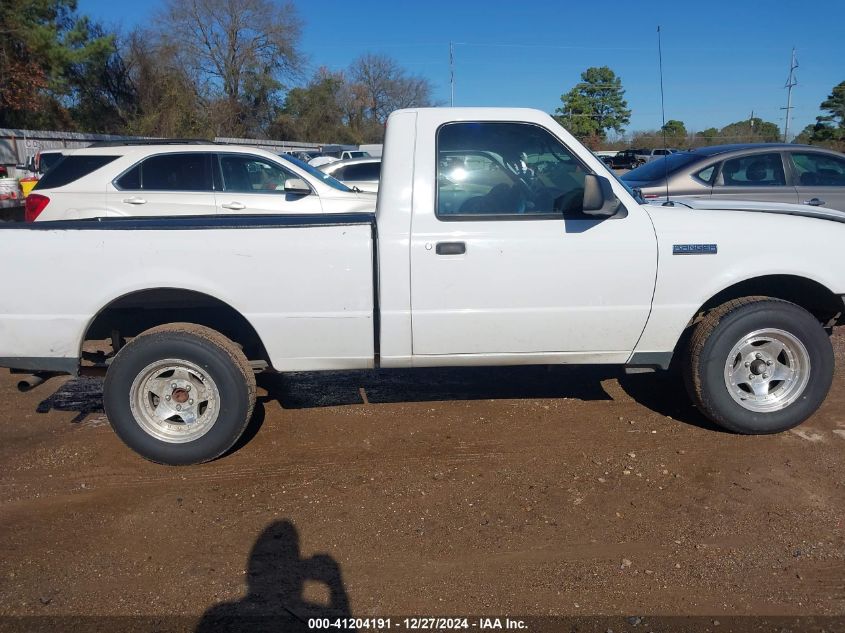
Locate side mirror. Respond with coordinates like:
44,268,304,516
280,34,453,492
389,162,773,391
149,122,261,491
283,178,310,195
582,174,622,217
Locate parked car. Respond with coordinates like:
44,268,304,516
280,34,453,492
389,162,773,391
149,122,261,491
621,144,845,211
318,157,381,192
25,142,376,222
602,149,645,170
307,149,371,168
307,155,339,168
282,150,321,163
634,148,679,163
340,150,370,160
321,148,371,161
2,107,844,464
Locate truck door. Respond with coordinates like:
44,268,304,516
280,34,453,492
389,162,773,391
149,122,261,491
409,121,657,358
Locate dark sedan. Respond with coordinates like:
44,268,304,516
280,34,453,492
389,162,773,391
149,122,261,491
621,144,845,212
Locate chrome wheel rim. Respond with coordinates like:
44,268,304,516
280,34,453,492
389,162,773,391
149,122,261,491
129,359,220,443
723,328,810,413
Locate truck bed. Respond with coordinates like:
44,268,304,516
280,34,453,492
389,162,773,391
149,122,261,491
0,214,377,373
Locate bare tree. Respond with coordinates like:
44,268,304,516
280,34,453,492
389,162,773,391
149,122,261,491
156,0,303,135
349,53,435,124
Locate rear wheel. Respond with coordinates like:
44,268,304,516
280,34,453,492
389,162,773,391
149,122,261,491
103,323,256,464
684,298,834,434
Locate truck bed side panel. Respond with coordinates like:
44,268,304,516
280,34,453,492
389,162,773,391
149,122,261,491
0,216,375,372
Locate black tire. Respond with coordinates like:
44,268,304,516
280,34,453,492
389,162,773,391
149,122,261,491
684,298,834,434
103,323,256,465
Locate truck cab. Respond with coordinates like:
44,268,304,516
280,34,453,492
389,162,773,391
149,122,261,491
376,108,655,366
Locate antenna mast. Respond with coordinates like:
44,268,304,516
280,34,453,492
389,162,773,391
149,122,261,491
449,41,455,107
782,48,798,142
657,25,672,206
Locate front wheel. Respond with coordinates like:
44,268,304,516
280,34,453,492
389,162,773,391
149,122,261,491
103,323,256,464
684,298,834,434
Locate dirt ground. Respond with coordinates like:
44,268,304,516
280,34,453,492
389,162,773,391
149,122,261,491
1,330,844,631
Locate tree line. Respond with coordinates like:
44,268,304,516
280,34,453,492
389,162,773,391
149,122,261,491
0,0,436,143
2,2,843,150
555,66,845,151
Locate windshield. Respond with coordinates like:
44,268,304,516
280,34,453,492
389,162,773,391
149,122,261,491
604,166,644,204
278,154,352,192
622,152,700,182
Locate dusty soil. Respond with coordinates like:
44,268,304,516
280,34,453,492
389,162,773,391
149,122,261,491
1,331,844,630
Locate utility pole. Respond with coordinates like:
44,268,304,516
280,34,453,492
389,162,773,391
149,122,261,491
449,41,455,107
749,110,755,142
782,48,798,142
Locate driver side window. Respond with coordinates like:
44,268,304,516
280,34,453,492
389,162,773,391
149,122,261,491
436,122,586,219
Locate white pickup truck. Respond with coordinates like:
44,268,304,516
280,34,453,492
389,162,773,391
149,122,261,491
1,108,843,465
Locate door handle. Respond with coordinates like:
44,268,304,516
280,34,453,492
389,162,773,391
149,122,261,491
221,202,246,210
803,198,825,206
122,196,146,205
436,241,466,255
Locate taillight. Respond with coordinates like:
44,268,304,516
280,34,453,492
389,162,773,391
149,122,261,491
25,194,50,222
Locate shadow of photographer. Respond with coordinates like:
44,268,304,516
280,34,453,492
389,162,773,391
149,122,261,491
196,520,352,632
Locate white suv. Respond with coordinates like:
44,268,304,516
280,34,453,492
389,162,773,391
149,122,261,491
25,142,376,222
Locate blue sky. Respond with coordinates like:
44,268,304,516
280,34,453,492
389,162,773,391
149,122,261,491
78,0,845,139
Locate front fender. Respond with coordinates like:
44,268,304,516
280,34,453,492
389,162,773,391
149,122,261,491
633,205,845,356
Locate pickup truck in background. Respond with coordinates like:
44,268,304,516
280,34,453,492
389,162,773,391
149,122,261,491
1,107,843,465
636,147,680,163
601,149,645,170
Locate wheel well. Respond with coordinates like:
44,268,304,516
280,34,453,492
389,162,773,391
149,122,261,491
667,275,843,371
83,289,269,363
696,275,843,326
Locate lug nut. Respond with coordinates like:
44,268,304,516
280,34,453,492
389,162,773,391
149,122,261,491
762,373,769,379
755,353,763,360
744,361,750,367
185,385,191,392
189,399,194,405
165,395,171,401
748,374,754,380
171,382,177,389
176,405,182,411
766,360,773,365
